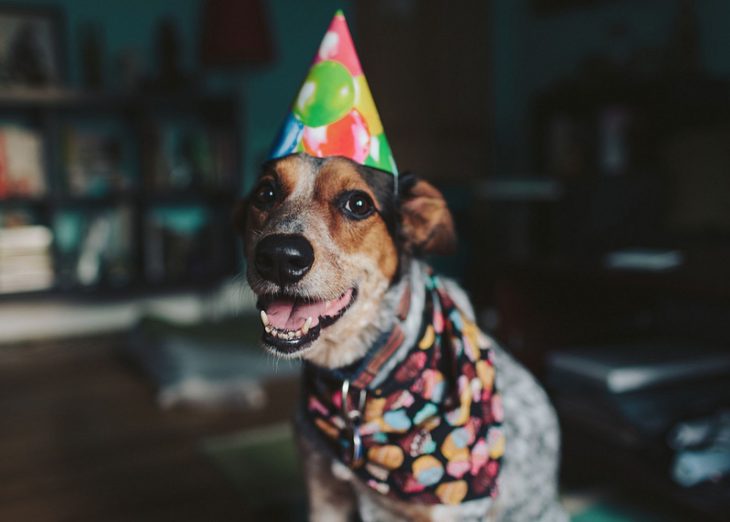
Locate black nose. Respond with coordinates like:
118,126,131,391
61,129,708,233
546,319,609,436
254,234,314,285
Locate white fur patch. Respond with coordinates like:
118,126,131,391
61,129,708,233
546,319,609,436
331,460,354,482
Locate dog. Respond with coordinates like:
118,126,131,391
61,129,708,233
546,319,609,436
237,153,568,522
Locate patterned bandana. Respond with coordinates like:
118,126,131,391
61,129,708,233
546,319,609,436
303,272,504,505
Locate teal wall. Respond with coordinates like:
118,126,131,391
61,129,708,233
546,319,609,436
491,0,730,176
20,0,352,193
20,0,200,84
24,0,730,183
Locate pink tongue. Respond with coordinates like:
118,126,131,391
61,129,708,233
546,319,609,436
265,289,353,331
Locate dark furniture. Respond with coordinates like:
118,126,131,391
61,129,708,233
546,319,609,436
0,89,241,297
491,260,730,521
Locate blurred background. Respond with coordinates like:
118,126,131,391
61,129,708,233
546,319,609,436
1,0,729,520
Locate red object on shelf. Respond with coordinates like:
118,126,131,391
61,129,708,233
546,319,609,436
200,0,274,68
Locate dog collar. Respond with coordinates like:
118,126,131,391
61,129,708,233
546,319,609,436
305,281,411,387
303,271,504,505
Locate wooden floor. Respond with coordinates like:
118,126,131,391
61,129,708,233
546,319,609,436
0,334,300,522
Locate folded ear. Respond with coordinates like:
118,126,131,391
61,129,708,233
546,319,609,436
399,175,457,256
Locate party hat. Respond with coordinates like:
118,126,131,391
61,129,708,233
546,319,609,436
269,10,398,176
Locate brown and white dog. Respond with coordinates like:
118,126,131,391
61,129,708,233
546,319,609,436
236,153,567,522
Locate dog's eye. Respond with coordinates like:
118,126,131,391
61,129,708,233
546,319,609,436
342,192,375,220
253,181,277,210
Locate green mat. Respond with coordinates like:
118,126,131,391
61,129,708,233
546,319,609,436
569,491,687,522
202,423,307,521
574,506,666,522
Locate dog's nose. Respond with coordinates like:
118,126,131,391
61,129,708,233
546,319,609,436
254,234,314,285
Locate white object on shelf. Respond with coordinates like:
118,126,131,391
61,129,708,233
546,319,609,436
0,225,54,293
604,248,684,272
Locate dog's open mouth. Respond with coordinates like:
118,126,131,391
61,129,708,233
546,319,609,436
256,287,357,354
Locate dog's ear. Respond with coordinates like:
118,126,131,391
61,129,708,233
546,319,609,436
232,198,248,235
399,174,457,255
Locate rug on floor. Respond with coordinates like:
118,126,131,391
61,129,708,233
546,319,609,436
203,422,686,521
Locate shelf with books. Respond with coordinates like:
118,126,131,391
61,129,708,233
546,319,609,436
53,204,135,290
60,117,137,198
145,205,214,285
141,117,238,194
0,90,241,298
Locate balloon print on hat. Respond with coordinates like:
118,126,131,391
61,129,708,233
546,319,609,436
268,10,398,177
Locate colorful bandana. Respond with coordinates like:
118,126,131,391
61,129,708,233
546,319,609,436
269,10,398,176
303,272,504,505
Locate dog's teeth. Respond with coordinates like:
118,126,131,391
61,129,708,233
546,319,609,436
279,331,288,340
294,329,302,338
260,310,269,326
302,316,312,335
287,331,295,339
265,326,272,334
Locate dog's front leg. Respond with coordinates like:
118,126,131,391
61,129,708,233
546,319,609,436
297,430,357,522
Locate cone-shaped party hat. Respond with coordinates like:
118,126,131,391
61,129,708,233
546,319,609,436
269,10,398,176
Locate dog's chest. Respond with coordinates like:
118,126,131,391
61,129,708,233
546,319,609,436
303,273,505,506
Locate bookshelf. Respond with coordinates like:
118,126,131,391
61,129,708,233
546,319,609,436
0,89,242,298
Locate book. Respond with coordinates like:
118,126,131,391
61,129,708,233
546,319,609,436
0,126,46,198
0,220,54,293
